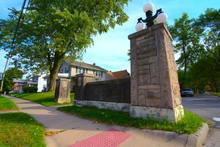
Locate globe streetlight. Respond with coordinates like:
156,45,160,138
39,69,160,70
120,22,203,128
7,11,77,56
135,2,168,32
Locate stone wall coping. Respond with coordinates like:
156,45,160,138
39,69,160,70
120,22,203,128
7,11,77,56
86,78,130,86
75,73,96,78
56,78,71,81
128,23,173,41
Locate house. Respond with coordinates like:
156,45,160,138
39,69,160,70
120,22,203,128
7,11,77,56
105,70,130,80
12,79,38,93
43,59,108,92
30,74,47,92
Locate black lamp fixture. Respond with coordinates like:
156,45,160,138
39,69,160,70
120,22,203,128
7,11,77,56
135,2,168,31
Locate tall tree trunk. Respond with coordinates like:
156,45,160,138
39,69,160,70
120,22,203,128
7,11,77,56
48,53,62,92
183,45,187,76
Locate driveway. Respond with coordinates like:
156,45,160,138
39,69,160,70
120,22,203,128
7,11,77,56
182,92,220,147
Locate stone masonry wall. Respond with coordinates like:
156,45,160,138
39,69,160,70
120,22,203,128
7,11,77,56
128,23,182,109
75,73,130,104
83,78,130,103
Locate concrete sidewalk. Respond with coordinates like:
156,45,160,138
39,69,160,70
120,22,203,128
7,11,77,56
2,95,207,147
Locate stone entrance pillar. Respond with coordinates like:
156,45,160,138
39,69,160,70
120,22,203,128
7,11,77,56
54,78,71,103
74,73,95,105
128,23,184,122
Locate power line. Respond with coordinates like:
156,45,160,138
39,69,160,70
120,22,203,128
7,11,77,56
0,0,28,95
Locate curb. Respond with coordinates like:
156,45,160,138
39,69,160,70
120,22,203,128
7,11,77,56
186,123,209,147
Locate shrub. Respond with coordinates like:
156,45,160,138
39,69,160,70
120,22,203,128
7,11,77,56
23,86,38,93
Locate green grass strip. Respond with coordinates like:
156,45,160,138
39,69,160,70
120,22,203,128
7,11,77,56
11,92,74,106
210,92,220,97
0,96,19,112
0,112,46,147
57,105,207,134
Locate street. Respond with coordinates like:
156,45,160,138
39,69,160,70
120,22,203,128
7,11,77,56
182,93,220,147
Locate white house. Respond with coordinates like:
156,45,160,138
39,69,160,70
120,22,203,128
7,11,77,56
30,74,47,92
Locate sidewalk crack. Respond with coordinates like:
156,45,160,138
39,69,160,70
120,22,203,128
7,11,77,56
184,135,189,147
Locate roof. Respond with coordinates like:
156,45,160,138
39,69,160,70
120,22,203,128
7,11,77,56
65,59,108,72
106,70,128,79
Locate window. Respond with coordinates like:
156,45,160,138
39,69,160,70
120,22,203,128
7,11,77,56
86,69,88,73
59,69,63,73
78,68,82,73
93,70,95,74
65,67,69,73
76,67,78,73
83,69,85,73
101,72,103,77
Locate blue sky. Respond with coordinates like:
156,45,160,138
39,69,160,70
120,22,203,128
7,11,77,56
0,0,219,78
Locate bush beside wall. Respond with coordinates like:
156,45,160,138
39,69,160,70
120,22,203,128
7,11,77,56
23,86,38,93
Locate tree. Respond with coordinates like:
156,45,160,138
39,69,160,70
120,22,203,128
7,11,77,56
167,13,204,76
0,68,23,93
195,8,220,72
0,0,131,92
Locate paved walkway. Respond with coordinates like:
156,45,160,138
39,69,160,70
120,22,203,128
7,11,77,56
2,95,197,147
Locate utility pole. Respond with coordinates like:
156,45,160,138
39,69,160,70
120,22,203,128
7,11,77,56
0,0,27,95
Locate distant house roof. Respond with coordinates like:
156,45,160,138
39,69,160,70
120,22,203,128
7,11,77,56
106,70,128,79
65,59,108,72
12,78,38,85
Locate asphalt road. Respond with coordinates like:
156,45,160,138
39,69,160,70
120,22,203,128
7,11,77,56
182,92,220,147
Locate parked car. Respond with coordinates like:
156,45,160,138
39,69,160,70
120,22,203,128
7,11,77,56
181,88,194,97
198,90,203,94
42,88,47,92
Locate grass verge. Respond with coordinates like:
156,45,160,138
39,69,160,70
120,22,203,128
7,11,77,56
11,92,74,106
0,112,46,147
57,105,207,134
0,96,19,112
210,92,220,97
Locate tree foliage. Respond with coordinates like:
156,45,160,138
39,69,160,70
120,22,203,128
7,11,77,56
0,68,23,93
0,0,131,92
167,13,204,76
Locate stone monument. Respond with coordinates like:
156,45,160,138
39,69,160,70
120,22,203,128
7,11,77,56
128,23,184,122
74,73,96,105
54,78,71,103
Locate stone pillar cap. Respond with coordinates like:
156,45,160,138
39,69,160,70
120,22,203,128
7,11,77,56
128,23,172,41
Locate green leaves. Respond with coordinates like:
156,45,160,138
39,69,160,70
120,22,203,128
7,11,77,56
0,0,131,91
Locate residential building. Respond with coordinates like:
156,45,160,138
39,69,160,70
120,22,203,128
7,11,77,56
30,74,47,92
105,70,130,80
12,79,38,93
43,59,108,92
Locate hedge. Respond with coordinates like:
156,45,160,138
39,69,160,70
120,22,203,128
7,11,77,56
23,86,38,93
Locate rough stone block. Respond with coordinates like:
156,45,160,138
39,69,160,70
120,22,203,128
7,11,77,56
138,70,150,75
139,95,145,106
145,90,160,99
139,90,144,95
149,56,158,64
150,63,159,78
138,75,151,86
146,99,161,107
151,77,159,85
137,51,157,60
137,58,149,66
138,65,149,71
139,85,160,90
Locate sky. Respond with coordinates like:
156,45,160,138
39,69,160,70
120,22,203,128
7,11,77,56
0,0,220,78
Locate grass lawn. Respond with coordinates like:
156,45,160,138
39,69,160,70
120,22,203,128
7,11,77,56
210,92,220,97
0,112,46,147
11,92,74,106
57,105,208,134
0,96,19,112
